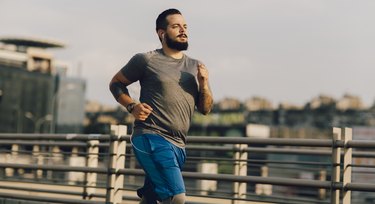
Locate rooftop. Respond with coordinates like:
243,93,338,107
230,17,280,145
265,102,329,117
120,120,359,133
0,36,65,49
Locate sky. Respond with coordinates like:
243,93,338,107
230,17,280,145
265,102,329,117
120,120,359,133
1,0,375,107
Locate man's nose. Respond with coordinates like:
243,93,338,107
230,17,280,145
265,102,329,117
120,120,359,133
180,27,186,33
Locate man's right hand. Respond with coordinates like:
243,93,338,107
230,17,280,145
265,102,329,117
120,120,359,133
132,103,153,121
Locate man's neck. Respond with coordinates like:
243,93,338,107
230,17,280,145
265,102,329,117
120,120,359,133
162,46,184,59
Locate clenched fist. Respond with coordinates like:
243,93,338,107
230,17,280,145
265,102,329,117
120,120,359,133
197,63,209,88
132,103,153,121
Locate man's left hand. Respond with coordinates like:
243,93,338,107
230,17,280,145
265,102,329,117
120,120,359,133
197,63,209,87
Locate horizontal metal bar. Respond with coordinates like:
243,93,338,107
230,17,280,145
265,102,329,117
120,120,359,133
90,193,106,198
245,192,330,204
345,183,375,192
254,159,331,166
121,135,333,147
185,192,276,204
185,187,233,195
0,133,112,141
189,136,333,147
268,164,331,172
352,151,375,158
0,140,88,147
245,147,332,155
187,191,328,204
186,185,327,204
120,168,145,176
98,142,110,147
187,145,234,151
189,146,375,159
182,171,334,189
187,156,331,167
118,168,335,189
0,163,108,174
352,170,375,174
350,164,375,168
2,149,108,157
187,145,332,155
5,134,375,149
123,186,330,204
0,192,104,204
347,140,375,148
0,184,84,196
0,178,106,189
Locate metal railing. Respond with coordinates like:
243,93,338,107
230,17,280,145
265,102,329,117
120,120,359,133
0,125,374,204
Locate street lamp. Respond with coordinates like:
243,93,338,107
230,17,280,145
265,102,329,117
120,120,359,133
25,112,52,133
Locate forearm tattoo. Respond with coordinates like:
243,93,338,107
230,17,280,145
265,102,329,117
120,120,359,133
198,88,213,115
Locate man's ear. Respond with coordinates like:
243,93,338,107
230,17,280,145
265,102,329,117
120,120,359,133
157,30,165,40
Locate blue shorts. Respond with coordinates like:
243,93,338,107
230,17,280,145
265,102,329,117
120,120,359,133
131,133,186,201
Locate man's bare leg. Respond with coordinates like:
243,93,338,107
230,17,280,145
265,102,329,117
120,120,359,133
161,193,186,204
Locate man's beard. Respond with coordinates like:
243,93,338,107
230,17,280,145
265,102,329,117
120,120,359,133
165,33,188,51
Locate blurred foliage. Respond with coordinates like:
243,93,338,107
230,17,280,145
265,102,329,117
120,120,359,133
218,162,234,174
192,112,245,125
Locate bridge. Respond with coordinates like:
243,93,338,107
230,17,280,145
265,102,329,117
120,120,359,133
0,125,374,204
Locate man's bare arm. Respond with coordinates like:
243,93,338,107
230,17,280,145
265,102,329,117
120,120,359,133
109,72,153,121
109,71,134,107
197,85,213,115
197,63,213,115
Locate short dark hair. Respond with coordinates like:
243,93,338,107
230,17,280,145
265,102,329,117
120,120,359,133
156,8,182,31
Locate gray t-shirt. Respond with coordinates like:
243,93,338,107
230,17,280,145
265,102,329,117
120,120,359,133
121,49,200,147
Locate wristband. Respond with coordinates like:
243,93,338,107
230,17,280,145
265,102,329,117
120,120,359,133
126,102,137,113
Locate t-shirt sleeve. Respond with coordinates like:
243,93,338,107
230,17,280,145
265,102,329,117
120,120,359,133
120,54,146,82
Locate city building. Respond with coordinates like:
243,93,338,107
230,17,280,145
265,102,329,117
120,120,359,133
0,63,54,133
309,94,336,109
244,96,273,111
336,93,365,111
53,75,86,133
217,97,242,111
0,36,86,133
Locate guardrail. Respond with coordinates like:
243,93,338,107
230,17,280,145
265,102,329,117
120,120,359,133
0,125,374,204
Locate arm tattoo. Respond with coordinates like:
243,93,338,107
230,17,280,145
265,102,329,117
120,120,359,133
198,88,213,115
109,82,130,101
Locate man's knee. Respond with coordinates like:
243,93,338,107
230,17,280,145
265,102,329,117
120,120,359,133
161,193,186,204
172,193,186,204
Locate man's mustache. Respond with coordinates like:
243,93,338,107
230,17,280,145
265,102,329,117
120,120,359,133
177,34,188,38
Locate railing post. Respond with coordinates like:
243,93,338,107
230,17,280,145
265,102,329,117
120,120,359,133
68,147,85,185
106,125,127,204
197,162,218,195
331,127,342,204
84,140,99,200
256,166,272,195
51,146,63,164
128,148,136,185
232,143,248,204
343,128,352,204
32,145,43,179
5,144,19,177
318,169,327,200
